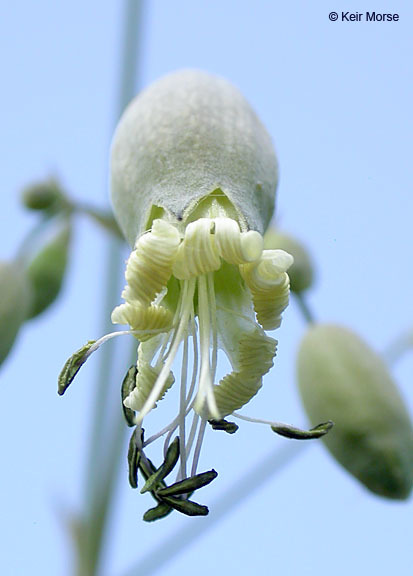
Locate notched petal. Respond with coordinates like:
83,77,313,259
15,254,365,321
111,302,173,338
124,219,180,306
213,329,277,417
172,218,220,279
214,217,263,264
240,249,293,330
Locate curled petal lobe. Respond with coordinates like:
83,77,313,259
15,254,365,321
124,219,180,305
111,302,172,338
214,217,263,264
172,219,220,279
240,249,293,330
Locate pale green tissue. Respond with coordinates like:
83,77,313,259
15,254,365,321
111,69,278,246
0,262,31,365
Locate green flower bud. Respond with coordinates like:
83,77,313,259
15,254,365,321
264,229,314,293
0,261,31,366
111,69,278,244
26,223,71,319
21,179,67,213
297,324,413,499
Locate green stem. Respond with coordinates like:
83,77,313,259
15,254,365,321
76,204,123,240
383,328,413,366
77,1,144,574
119,442,308,576
294,292,316,324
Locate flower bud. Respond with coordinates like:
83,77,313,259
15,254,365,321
297,324,413,499
26,222,71,319
21,179,67,213
0,261,31,366
111,69,278,245
263,229,314,293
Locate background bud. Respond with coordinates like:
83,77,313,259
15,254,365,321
21,178,67,213
264,228,314,293
111,69,278,245
26,222,71,319
297,323,413,499
0,261,31,366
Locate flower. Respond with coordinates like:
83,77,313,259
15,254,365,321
59,70,332,519
112,216,293,425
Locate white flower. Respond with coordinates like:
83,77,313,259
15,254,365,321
114,214,291,414
59,71,332,519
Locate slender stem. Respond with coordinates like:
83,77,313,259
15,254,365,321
383,328,413,365
77,2,144,575
76,204,124,240
294,292,316,324
119,442,309,576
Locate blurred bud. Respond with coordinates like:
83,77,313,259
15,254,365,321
297,323,413,499
0,261,31,366
21,179,67,213
264,229,314,293
26,222,71,319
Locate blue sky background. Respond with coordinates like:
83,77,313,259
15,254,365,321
1,1,412,575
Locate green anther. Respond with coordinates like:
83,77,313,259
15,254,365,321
138,456,158,481
140,437,180,494
161,495,209,517
58,340,96,395
271,420,334,440
157,469,218,497
127,429,141,489
143,502,173,522
121,365,138,427
208,419,239,434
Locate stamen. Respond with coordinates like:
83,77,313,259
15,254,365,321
191,418,207,477
195,275,220,419
143,312,198,450
186,411,200,460
207,272,218,380
186,305,199,408
136,278,196,424
232,412,281,426
178,332,189,480
143,417,179,448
